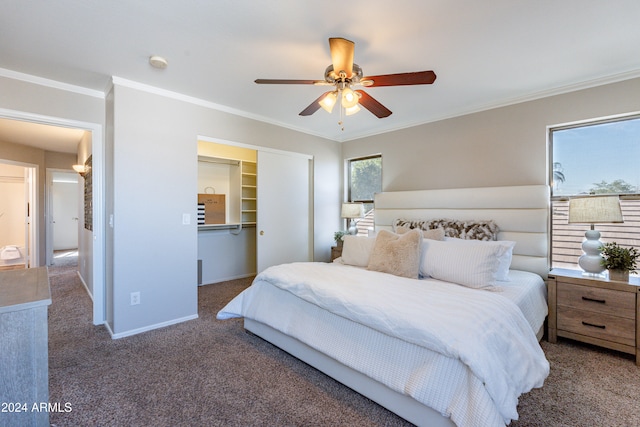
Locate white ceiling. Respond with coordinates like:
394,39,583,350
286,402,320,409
1,0,640,150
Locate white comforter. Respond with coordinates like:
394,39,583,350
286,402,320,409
218,262,549,425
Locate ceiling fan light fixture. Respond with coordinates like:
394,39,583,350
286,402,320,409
319,91,338,113
345,104,361,116
255,37,436,120
341,87,359,108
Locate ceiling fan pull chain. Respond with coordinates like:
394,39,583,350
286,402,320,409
339,93,345,131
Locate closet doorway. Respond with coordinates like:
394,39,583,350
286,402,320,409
197,137,313,285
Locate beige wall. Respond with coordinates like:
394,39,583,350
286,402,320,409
342,77,640,192
76,131,93,295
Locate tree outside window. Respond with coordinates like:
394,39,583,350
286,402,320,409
348,155,381,234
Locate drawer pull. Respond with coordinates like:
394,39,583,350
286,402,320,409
581,296,606,304
582,321,606,329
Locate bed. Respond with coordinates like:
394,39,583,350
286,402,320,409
217,185,551,427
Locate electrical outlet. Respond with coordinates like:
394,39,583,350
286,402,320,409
130,291,141,305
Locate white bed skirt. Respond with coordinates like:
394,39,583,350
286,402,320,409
244,318,456,427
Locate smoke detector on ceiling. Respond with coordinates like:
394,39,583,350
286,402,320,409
149,55,168,69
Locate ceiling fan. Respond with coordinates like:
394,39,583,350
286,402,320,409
255,37,437,120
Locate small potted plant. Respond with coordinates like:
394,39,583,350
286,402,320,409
334,231,348,247
600,242,639,282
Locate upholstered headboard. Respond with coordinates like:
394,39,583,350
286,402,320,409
374,185,550,278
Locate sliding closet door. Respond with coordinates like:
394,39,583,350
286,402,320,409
256,150,311,272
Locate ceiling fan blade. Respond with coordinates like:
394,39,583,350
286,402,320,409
362,70,437,87
299,91,333,116
329,37,354,78
255,79,326,85
355,90,392,118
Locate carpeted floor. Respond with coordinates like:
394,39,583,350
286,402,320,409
46,263,640,427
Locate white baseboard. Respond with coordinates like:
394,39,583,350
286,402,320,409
76,271,94,302
199,272,255,286
109,314,199,339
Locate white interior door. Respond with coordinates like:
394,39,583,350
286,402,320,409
51,172,79,250
257,150,312,272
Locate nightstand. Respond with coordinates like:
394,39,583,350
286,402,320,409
331,245,343,262
548,268,640,365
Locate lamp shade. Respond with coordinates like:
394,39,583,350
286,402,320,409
341,202,364,219
568,195,623,224
341,88,360,108
344,104,361,116
319,91,337,113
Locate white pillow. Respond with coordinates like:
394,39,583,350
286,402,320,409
420,238,516,289
444,238,515,281
341,235,377,267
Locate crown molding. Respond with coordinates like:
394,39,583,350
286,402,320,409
111,76,336,141
0,68,105,99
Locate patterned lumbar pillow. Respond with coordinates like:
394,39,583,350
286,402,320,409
395,225,445,241
367,228,422,279
393,218,499,241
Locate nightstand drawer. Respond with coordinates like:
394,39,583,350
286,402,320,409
557,306,636,347
557,282,635,319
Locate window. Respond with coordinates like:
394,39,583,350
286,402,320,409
550,114,640,270
348,155,382,235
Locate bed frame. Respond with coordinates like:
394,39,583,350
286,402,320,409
245,184,550,427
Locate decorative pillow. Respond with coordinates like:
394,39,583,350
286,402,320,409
341,235,377,267
419,238,516,289
367,229,422,279
396,225,445,241
393,218,499,241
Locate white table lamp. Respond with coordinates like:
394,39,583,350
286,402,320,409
568,195,623,276
341,203,365,235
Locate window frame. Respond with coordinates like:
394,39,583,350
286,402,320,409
549,112,640,198
548,112,640,271
347,154,382,204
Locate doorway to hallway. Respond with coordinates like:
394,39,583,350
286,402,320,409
48,170,79,267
